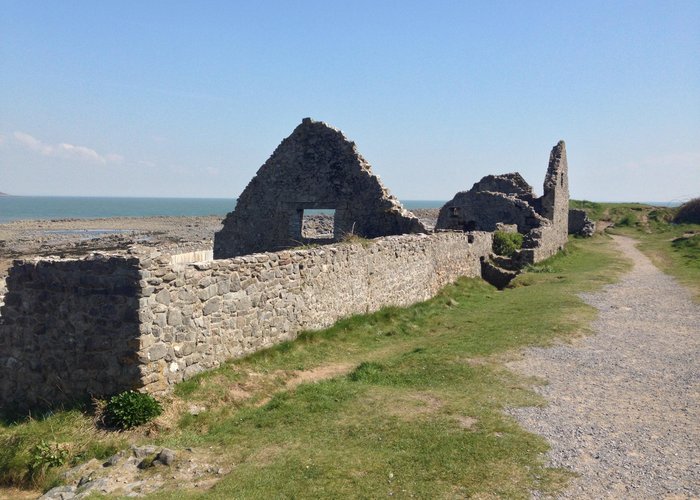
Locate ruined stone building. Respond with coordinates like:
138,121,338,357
0,119,576,409
436,141,570,263
214,118,426,258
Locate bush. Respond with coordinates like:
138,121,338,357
616,214,637,227
492,231,524,257
674,198,700,224
104,391,162,429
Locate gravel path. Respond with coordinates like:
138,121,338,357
508,235,700,499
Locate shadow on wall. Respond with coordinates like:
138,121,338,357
0,257,144,412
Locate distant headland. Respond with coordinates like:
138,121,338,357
0,192,9,196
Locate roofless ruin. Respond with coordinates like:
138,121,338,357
0,118,584,409
214,118,427,258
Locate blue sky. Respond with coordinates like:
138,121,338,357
1,1,698,202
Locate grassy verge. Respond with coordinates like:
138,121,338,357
571,200,700,300
1,235,628,498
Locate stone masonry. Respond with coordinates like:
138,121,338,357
0,231,492,408
0,256,143,407
436,141,570,263
569,208,596,237
214,118,426,258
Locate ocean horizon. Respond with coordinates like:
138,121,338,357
0,196,448,223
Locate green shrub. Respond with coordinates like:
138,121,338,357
674,198,700,224
616,214,637,227
104,391,162,429
492,231,524,257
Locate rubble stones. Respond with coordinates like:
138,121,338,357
156,448,176,466
41,445,216,499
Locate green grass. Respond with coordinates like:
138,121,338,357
1,235,629,498
0,410,125,491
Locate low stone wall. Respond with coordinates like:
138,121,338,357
568,208,596,237
520,224,568,264
0,256,143,408
0,231,492,408
135,231,492,394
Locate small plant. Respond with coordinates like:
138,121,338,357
341,232,372,247
104,390,163,429
28,440,69,476
492,231,524,257
524,264,555,273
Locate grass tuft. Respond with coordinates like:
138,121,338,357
348,362,386,382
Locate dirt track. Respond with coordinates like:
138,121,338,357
509,235,700,498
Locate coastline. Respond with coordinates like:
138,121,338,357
0,210,440,278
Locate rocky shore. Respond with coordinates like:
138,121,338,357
0,210,440,278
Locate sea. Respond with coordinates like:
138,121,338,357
0,196,447,223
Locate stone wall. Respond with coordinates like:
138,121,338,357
214,118,426,258
0,256,143,408
136,231,491,394
568,208,596,237
0,231,492,408
538,140,569,254
436,190,548,233
436,141,569,264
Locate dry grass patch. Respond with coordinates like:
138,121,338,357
363,388,444,421
455,416,478,430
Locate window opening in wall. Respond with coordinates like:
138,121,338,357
301,209,336,239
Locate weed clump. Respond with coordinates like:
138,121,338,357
492,231,524,257
104,391,162,429
348,362,385,382
28,440,69,479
